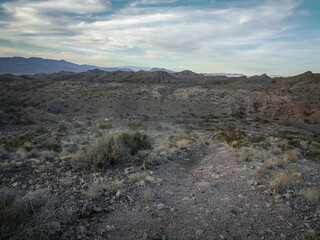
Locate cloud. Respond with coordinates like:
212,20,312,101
0,0,318,74
129,0,177,7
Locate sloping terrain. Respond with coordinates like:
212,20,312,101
0,70,319,239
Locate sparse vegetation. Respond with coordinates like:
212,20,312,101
269,172,292,192
119,132,152,155
72,134,128,170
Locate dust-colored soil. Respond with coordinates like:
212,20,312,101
0,71,319,239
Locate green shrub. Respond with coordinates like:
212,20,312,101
73,134,128,170
119,132,152,155
216,127,246,146
11,119,35,125
99,123,112,129
58,124,67,133
38,142,62,153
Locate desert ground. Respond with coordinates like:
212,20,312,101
0,70,319,239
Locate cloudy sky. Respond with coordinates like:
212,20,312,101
0,0,319,75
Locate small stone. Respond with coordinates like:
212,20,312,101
78,226,86,234
115,190,121,199
81,203,92,217
156,203,167,211
219,235,227,240
48,221,61,234
142,232,148,240
127,195,134,203
93,205,102,213
305,230,317,239
124,167,134,175
280,233,286,239
105,225,115,232
283,193,292,199
196,230,204,235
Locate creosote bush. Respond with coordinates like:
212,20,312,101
73,134,128,170
119,131,152,155
216,127,246,147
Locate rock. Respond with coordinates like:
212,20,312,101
124,167,134,175
142,232,148,240
48,221,61,234
257,185,266,191
105,225,115,232
127,195,134,203
141,160,147,170
93,205,102,213
280,233,286,239
196,181,215,188
196,230,204,235
304,230,317,239
115,190,121,199
230,209,237,214
78,226,86,235
81,203,92,217
156,203,167,211
182,197,190,201
283,193,292,199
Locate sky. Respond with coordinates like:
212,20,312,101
0,0,319,75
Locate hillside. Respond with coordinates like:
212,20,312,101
0,69,319,239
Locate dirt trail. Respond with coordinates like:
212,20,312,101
100,144,305,240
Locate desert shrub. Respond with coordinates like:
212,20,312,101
216,127,246,146
0,189,51,240
73,134,128,170
105,180,122,194
27,149,40,159
38,142,62,153
11,119,35,125
99,123,112,129
57,124,67,133
40,151,57,161
269,172,292,192
0,150,11,160
309,149,320,161
35,127,48,134
302,186,320,205
119,132,152,155
128,121,141,131
284,150,299,162
275,157,286,168
249,134,266,143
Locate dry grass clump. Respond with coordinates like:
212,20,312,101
302,186,320,205
128,172,148,184
72,134,128,170
265,161,273,169
82,181,101,200
0,188,52,239
27,149,40,159
254,149,270,162
269,172,292,192
142,189,154,202
40,151,57,161
168,135,196,148
284,150,299,162
105,180,122,194
275,157,286,168
256,166,266,174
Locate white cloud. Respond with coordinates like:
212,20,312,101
129,0,177,7
0,0,318,74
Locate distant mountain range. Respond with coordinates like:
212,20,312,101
0,57,245,77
